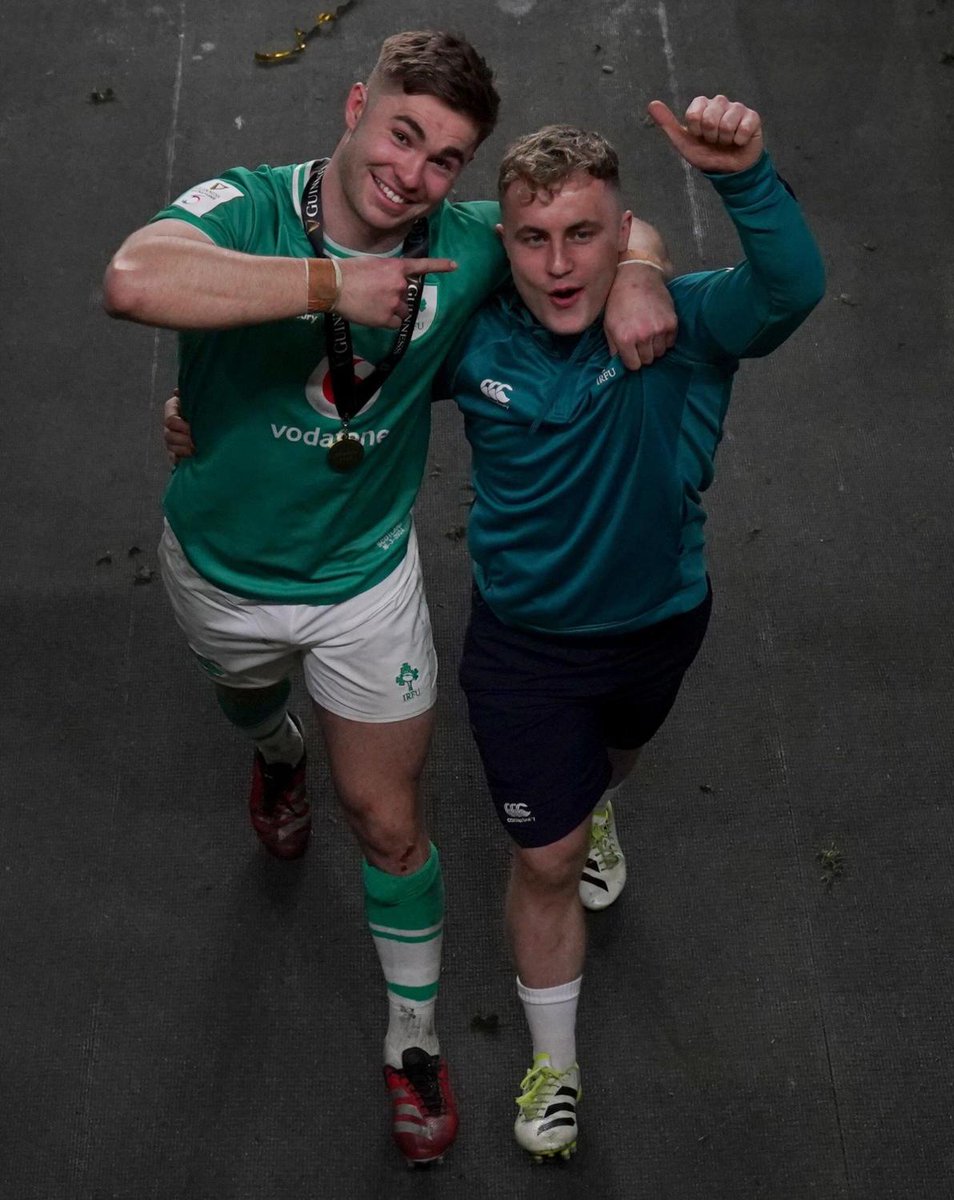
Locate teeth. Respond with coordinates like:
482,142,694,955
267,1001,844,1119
375,177,409,205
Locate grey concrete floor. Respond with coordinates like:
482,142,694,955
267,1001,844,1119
2,1,953,1197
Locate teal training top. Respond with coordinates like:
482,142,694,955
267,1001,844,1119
150,163,507,602
444,152,826,636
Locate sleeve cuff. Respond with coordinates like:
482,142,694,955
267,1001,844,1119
703,150,792,208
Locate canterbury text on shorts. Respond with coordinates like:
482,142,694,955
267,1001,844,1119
458,583,712,848
158,521,437,722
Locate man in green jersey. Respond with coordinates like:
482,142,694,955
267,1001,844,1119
105,30,677,1164
446,99,824,1158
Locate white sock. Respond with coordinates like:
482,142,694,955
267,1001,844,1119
516,975,582,1071
249,713,304,766
385,994,439,1065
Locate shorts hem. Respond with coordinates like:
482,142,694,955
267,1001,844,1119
309,695,438,724
493,760,611,850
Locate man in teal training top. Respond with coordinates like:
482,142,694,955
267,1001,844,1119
104,29,676,1165
444,96,825,1158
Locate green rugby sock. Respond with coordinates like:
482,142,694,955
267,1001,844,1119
250,712,304,766
213,681,303,765
364,845,444,1066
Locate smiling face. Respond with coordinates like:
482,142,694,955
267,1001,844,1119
331,81,481,251
499,170,632,336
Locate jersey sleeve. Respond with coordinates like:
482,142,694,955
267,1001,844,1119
443,199,510,290
449,199,502,227
671,152,826,363
148,165,269,252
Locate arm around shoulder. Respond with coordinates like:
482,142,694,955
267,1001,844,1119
604,218,678,369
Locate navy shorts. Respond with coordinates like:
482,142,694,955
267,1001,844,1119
459,584,712,848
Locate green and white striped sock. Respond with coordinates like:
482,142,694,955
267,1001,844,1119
364,844,444,1067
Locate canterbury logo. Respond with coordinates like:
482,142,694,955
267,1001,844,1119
504,802,532,821
480,378,514,406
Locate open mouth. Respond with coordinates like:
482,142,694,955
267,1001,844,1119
548,286,582,308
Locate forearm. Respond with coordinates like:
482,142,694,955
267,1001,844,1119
701,153,826,355
601,214,678,367
103,229,314,330
623,216,674,278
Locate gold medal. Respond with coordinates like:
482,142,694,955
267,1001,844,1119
328,430,364,472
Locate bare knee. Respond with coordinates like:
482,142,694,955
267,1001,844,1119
315,706,433,872
513,836,588,897
343,793,428,873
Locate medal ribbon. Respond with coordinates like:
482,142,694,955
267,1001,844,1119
301,159,429,424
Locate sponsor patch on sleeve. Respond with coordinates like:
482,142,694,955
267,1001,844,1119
171,179,244,217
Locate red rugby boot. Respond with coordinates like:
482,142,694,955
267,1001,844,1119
383,1047,459,1165
248,731,310,859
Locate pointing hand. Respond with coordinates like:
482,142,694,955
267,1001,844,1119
335,256,457,328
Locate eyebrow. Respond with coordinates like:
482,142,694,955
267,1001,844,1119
512,219,603,238
394,115,467,165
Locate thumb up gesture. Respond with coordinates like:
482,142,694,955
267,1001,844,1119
648,95,763,174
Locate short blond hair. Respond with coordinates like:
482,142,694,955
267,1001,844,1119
498,124,620,200
369,31,499,145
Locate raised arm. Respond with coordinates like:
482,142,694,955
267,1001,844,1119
103,220,458,332
648,95,826,358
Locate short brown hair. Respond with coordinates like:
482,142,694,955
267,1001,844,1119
498,124,620,200
370,31,500,145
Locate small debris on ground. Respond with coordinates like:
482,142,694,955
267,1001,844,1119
818,842,845,889
133,564,155,585
471,1013,500,1034
89,88,116,104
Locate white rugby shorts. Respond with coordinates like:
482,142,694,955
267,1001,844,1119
158,522,437,722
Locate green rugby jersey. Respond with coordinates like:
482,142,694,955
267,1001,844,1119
150,162,507,602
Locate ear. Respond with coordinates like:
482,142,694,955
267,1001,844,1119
344,82,367,131
618,209,633,252
494,223,504,242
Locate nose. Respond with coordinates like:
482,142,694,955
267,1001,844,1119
546,239,571,277
394,152,426,194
